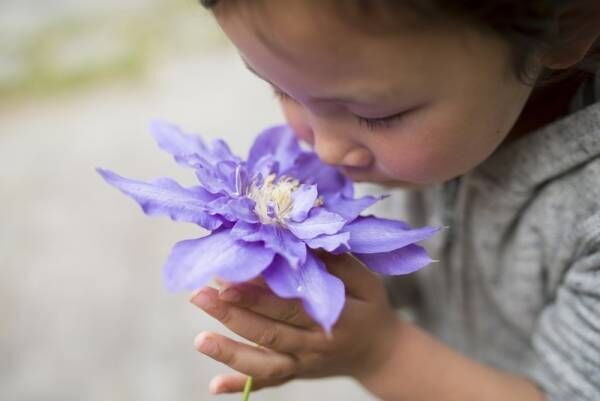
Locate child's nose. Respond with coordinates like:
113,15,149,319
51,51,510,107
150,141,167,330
339,147,373,168
313,135,373,168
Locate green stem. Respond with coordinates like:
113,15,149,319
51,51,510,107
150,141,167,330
242,376,253,401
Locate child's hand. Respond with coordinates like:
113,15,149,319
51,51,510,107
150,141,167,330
190,252,403,394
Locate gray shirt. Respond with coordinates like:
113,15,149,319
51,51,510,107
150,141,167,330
383,77,600,400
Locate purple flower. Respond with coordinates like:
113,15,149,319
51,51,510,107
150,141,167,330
98,121,439,332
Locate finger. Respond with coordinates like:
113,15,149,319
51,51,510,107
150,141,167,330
213,277,227,288
191,287,318,353
209,373,288,394
215,276,267,290
218,283,316,328
320,252,383,301
194,331,296,381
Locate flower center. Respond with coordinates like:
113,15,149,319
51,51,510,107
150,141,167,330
249,174,300,225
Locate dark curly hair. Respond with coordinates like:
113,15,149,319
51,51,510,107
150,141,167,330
200,0,600,82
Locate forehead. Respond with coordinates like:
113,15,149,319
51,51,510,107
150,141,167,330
215,1,441,96
217,2,367,67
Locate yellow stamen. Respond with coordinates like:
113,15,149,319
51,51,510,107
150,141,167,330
249,174,302,225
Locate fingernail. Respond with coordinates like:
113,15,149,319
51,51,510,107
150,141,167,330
196,336,218,356
190,292,216,310
208,379,220,394
219,288,241,303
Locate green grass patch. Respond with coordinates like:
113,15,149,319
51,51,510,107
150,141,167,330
0,0,226,102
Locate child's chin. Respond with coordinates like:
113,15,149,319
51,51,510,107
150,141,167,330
342,168,426,189
362,177,432,190
379,181,430,190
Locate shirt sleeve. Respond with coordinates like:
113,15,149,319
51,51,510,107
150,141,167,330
527,216,600,401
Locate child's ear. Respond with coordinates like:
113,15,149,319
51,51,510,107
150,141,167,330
541,1,600,70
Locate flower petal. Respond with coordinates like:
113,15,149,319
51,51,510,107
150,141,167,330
163,230,275,291
190,157,238,195
150,120,208,161
247,125,302,174
355,244,433,275
150,121,245,196
97,168,223,230
262,253,345,333
304,232,350,253
286,208,346,239
206,196,259,223
229,220,260,238
233,223,307,268
324,193,384,222
290,184,318,222
249,155,279,181
210,138,241,164
150,120,240,165
344,216,440,253
285,153,351,197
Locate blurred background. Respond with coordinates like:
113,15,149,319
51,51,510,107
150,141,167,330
0,1,381,400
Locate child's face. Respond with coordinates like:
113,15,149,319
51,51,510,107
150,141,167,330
216,2,536,187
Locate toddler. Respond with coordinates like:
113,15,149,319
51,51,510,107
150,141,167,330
190,1,600,400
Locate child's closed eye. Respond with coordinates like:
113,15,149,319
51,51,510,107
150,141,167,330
273,88,405,131
355,113,405,131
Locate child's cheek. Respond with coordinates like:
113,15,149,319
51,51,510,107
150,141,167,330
292,125,314,146
376,140,442,184
280,101,315,146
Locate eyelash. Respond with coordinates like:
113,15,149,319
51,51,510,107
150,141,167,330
356,115,402,130
273,89,402,131
273,89,293,101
